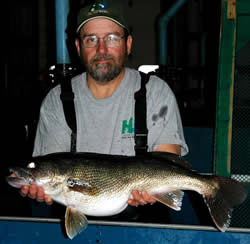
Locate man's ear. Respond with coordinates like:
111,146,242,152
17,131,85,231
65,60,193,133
126,35,132,55
75,38,81,56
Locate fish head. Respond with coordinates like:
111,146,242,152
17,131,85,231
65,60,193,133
7,163,36,188
7,159,69,195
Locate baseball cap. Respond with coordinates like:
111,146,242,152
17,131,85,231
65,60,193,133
76,0,129,34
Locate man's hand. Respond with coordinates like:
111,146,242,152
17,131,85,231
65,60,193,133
127,190,156,206
19,184,53,205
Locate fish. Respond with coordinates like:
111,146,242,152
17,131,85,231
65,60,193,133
6,152,247,239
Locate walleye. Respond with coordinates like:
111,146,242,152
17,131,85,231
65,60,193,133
7,152,247,239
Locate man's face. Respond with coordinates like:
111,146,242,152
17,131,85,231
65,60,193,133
75,18,132,83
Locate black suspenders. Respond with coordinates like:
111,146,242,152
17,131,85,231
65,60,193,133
134,72,150,155
60,77,77,153
60,72,150,155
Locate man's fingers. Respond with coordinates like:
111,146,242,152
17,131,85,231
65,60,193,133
28,184,38,199
127,199,139,207
131,190,147,205
127,190,157,206
19,185,29,197
37,187,45,202
18,184,53,205
141,191,156,204
44,194,53,205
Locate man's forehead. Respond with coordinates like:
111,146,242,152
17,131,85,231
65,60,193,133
80,18,124,35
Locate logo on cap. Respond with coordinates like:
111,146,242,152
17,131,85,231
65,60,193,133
89,1,108,13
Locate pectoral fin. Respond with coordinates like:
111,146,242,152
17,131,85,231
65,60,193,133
67,178,99,195
65,207,88,240
151,190,184,211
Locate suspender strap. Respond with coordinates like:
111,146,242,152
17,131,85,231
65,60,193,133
134,72,150,155
60,78,77,152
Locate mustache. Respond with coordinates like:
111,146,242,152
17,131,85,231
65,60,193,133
91,54,114,63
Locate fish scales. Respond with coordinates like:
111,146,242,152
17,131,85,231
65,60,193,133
70,158,189,197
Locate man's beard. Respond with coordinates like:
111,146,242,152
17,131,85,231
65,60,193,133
84,53,127,83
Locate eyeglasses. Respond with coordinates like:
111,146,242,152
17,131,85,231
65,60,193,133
81,33,125,48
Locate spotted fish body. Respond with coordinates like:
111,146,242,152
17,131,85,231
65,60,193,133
7,152,247,239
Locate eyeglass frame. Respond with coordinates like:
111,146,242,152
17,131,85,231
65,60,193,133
79,33,125,48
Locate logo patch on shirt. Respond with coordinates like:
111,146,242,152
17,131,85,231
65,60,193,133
122,117,134,139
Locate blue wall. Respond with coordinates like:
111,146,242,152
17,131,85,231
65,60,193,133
0,220,249,244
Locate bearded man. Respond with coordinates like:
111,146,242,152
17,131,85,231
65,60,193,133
20,0,188,208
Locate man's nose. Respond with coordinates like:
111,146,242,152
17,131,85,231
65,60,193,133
96,38,108,53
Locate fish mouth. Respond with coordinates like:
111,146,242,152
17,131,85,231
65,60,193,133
7,167,35,188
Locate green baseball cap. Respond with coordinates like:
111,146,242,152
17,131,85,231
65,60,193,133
76,0,129,33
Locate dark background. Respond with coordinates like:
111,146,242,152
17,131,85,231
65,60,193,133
0,0,221,223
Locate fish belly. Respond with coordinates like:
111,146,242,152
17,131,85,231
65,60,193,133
52,190,129,217
77,196,129,216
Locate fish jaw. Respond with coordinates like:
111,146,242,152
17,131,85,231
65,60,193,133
7,167,35,188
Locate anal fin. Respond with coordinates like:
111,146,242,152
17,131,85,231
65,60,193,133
65,207,88,239
151,190,184,211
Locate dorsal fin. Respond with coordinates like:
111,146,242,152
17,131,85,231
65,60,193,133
150,152,194,171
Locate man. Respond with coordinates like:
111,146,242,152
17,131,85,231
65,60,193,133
20,1,188,208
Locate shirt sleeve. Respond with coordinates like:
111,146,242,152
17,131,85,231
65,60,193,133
32,87,72,156
147,76,188,156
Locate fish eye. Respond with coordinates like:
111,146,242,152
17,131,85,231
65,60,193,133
27,162,36,169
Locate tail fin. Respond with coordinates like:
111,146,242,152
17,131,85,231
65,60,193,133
203,176,247,232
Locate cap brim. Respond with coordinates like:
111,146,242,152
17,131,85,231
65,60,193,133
76,16,126,33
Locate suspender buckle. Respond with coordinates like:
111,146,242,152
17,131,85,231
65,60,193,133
134,132,148,153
